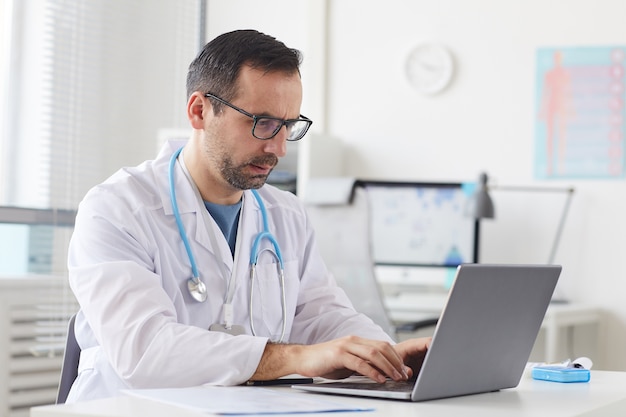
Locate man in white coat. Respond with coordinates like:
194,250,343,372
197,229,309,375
67,29,430,402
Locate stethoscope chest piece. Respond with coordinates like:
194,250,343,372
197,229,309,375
188,277,208,302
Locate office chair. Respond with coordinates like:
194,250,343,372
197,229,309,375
56,313,80,404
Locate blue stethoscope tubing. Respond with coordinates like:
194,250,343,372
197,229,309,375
168,146,287,342
169,147,206,302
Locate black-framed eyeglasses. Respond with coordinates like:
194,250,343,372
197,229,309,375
205,93,313,142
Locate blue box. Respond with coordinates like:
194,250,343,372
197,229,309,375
531,366,590,383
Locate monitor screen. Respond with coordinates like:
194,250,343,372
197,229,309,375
359,180,478,267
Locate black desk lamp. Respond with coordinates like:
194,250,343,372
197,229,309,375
467,172,575,265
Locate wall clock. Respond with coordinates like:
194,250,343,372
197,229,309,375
405,43,455,95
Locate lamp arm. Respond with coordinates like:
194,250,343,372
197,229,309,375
474,172,575,265
547,189,575,264
487,184,575,264
490,185,575,193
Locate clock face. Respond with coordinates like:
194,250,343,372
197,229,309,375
405,43,454,94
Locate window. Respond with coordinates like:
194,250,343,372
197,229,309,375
0,0,199,275
0,4,201,410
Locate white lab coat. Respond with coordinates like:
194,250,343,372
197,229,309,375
66,140,391,403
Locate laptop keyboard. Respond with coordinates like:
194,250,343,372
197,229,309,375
321,379,415,392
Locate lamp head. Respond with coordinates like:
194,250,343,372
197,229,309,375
468,172,495,219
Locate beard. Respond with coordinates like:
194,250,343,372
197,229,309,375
220,153,279,190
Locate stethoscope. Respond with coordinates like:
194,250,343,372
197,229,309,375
168,146,287,342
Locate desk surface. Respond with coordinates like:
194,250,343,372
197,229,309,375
31,370,626,417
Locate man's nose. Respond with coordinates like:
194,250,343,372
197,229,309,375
263,127,288,158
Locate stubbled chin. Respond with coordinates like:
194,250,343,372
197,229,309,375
247,176,268,190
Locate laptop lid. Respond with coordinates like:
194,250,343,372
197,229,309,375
293,264,561,402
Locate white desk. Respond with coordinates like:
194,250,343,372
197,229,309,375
386,293,602,363
30,371,626,417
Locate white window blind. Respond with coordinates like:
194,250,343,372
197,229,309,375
0,0,199,276
1,1,201,413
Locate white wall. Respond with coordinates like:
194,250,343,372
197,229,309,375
326,0,626,370
99,2,198,179
206,0,626,370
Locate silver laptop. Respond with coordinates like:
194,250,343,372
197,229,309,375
293,264,561,401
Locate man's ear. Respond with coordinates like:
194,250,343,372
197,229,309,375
187,92,208,129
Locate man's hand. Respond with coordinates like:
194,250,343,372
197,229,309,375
251,336,430,383
393,338,431,379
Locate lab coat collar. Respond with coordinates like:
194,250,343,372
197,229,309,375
155,140,217,257
156,140,193,216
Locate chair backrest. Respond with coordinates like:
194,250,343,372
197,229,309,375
56,313,80,404
305,184,397,338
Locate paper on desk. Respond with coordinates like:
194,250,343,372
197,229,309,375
124,385,374,415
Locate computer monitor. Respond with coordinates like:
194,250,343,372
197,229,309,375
356,180,479,288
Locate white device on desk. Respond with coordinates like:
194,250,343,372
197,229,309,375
294,264,561,401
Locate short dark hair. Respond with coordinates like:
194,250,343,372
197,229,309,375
186,29,303,113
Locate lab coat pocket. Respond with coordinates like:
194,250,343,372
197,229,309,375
251,259,299,341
